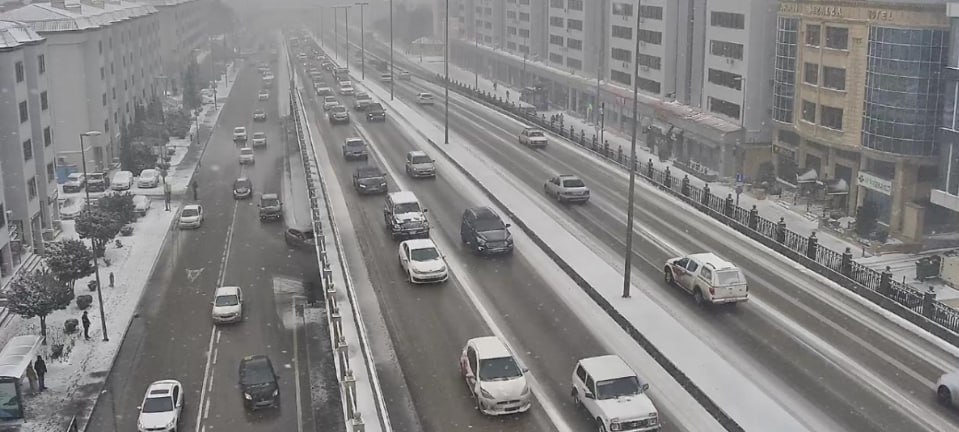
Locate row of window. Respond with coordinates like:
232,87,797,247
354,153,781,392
549,17,583,30
805,25,848,50
13,54,45,84
549,34,583,51
548,53,583,71
610,49,662,70
611,3,663,20
800,100,844,130
803,63,846,90
550,0,583,10
507,26,530,38
610,71,662,93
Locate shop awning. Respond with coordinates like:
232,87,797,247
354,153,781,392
826,178,850,195
0,335,43,379
796,168,819,184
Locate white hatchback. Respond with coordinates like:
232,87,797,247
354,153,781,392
397,238,448,283
239,147,255,164
211,286,243,324
178,204,203,229
459,336,531,415
111,171,134,191
138,169,159,188
137,380,183,432
416,92,435,105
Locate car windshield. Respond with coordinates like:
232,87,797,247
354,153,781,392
420,94,432,99
346,141,365,148
370,104,383,111
68,174,82,181
182,208,199,217
358,169,382,178
527,130,544,137
262,198,279,207
595,376,642,400
478,356,523,381
333,107,346,113
235,180,251,189
394,202,420,214
411,155,431,164
215,294,239,306
410,247,439,262
325,97,336,102
241,149,253,155
716,270,746,286
241,362,274,386
562,178,586,188
141,396,173,413
474,219,505,232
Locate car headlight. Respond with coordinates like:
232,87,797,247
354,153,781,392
610,422,622,431
244,393,253,400
166,418,177,429
272,389,279,397
480,388,493,399
476,237,487,245
520,384,530,395
649,415,659,425
359,184,367,188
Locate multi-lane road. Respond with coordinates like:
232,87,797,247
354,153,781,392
310,27,959,432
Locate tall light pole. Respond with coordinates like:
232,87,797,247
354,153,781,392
79,131,109,341
334,7,339,61
622,0,643,299
390,0,394,100
444,0,450,144
344,6,351,69
357,2,368,80
595,0,607,125
474,31,479,89
209,37,217,109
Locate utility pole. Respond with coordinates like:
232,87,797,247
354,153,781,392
210,36,217,109
444,0,450,144
345,7,350,69
623,0,643,299
357,2,368,79
334,8,339,61
390,0,394,100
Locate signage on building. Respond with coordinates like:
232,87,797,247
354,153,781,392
857,171,892,195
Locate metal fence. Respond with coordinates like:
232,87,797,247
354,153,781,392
431,73,959,345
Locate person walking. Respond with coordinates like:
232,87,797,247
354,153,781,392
25,362,37,393
191,179,199,201
81,311,91,340
34,356,47,392
163,182,172,211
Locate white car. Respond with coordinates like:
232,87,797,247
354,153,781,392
316,86,334,97
251,132,267,147
937,370,959,407
133,195,150,217
405,150,436,178
211,286,243,324
459,336,531,415
572,355,660,432
416,92,435,105
59,197,85,220
664,252,749,306
397,238,448,283
111,170,134,191
138,169,160,188
233,126,248,142
322,96,339,111
239,147,255,164
544,174,590,203
178,204,203,229
518,127,548,148
258,90,270,100
63,172,86,193
137,380,183,432
338,82,355,96
379,73,392,82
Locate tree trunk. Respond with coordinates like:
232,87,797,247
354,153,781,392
39,315,47,345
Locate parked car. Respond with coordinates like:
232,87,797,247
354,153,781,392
133,195,150,217
86,172,107,192
572,355,660,431
352,166,387,194
366,103,386,122
544,174,590,203
459,336,531,415
398,238,449,284
136,380,183,432
178,204,204,229
211,286,243,324
329,105,350,124
239,147,255,164
461,207,513,255
353,92,373,111
63,173,86,193
253,109,267,121
284,226,316,250
937,370,959,407
233,177,253,200
251,132,267,147
518,127,548,148
416,92,435,105
322,96,339,111
238,355,280,411
383,191,429,239
137,169,160,188
233,127,248,142
59,197,85,220
111,171,134,191
342,138,369,160
258,193,283,222
258,90,270,100
664,253,748,306
405,151,436,178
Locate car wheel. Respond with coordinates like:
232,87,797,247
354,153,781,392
938,385,952,405
596,419,607,432
664,268,673,284
571,388,581,407
693,287,705,306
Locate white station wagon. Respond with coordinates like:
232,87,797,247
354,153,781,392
664,252,748,306
572,355,660,431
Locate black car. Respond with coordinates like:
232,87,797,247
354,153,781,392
233,177,253,199
285,226,316,250
352,166,387,194
366,103,386,122
460,207,514,254
238,355,280,411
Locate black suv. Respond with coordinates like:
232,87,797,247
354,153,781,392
366,103,386,122
460,207,513,254
238,355,280,411
353,166,387,194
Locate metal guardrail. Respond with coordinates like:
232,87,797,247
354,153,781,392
286,45,391,431
65,416,79,432
430,73,959,347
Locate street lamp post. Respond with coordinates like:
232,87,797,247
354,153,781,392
444,0,450,144
345,7,350,69
334,8,339,61
209,37,218,109
390,0,394,100
622,1,643,299
474,32,479,90
357,2,368,80
79,131,109,341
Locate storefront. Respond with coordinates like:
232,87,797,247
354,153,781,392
858,171,894,224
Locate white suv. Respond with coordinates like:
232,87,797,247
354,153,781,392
572,355,660,431
664,252,748,306
460,336,531,415
211,286,243,324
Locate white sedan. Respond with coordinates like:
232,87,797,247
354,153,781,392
397,238,448,284
138,169,160,188
938,370,959,407
416,92,435,105
137,380,183,432
178,204,203,229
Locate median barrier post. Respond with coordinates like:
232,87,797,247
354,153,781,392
748,205,758,230
776,217,787,243
923,287,937,318
806,232,818,260
841,247,853,277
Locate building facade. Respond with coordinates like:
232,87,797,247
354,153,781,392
932,2,959,228
1,0,161,177
773,0,948,240
149,0,208,94
0,20,52,275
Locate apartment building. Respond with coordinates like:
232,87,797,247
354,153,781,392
1,0,161,176
931,2,959,231
148,0,209,93
0,20,53,275
773,0,948,241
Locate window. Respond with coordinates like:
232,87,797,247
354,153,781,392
567,19,582,31
708,96,741,119
804,63,818,85
610,69,631,85
612,3,632,16
102,93,107,106
821,106,843,130
707,69,742,90
19,101,28,123
711,11,745,30
612,25,632,39
47,163,55,183
567,57,582,70
825,27,848,50
28,177,37,200
519,29,529,38
43,127,51,147
567,38,582,50
639,5,663,20
22,139,32,161
550,17,564,27
611,48,631,62
100,67,104,80
806,24,820,46
710,40,743,60
507,11,516,19
550,35,564,46
15,61,24,83
801,100,816,123
509,26,517,35
637,76,661,94
637,29,662,45
638,53,661,70
568,0,582,10
549,53,563,63
519,12,529,22
0,204,5,228
822,66,845,90
40,91,48,111
550,0,563,7
38,54,45,74
507,41,517,50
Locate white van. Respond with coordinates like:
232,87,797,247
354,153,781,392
111,171,134,190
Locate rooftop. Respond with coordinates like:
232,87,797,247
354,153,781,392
578,355,636,381
0,20,43,50
0,1,157,33
402,238,437,250
389,190,419,204
469,336,511,359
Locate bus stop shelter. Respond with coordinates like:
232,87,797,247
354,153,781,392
0,335,44,422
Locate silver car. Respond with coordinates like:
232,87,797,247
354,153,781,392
544,174,590,203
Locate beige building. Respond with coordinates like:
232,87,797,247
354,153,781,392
772,1,949,241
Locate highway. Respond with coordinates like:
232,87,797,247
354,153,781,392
290,37,698,432
86,50,341,432
346,32,959,432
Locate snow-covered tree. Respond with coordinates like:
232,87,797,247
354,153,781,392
6,269,74,342
43,239,95,291
75,209,123,257
98,192,136,225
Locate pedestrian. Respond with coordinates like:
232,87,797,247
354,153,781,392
34,355,46,392
164,183,172,211
109,271,114,287
25,362,37,393
191,179,198,201
493,82,497,91
506,90,510,100
81,311,91,340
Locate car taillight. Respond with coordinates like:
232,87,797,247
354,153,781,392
708,287,715,295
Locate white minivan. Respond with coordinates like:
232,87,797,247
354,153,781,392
111,171,134,190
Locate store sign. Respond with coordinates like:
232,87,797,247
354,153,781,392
858,171,892,195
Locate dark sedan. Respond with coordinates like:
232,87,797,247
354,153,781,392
352,166,388,194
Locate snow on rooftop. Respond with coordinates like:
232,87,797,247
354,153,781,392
0,19,42,49
0,0,157,33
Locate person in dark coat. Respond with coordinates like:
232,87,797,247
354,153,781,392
34,355,47,391
81,311,91,340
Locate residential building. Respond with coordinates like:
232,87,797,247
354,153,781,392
1,0,161,177
773,0,948,241
933,2,959,229
0,20,51,271
148,0,209,94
